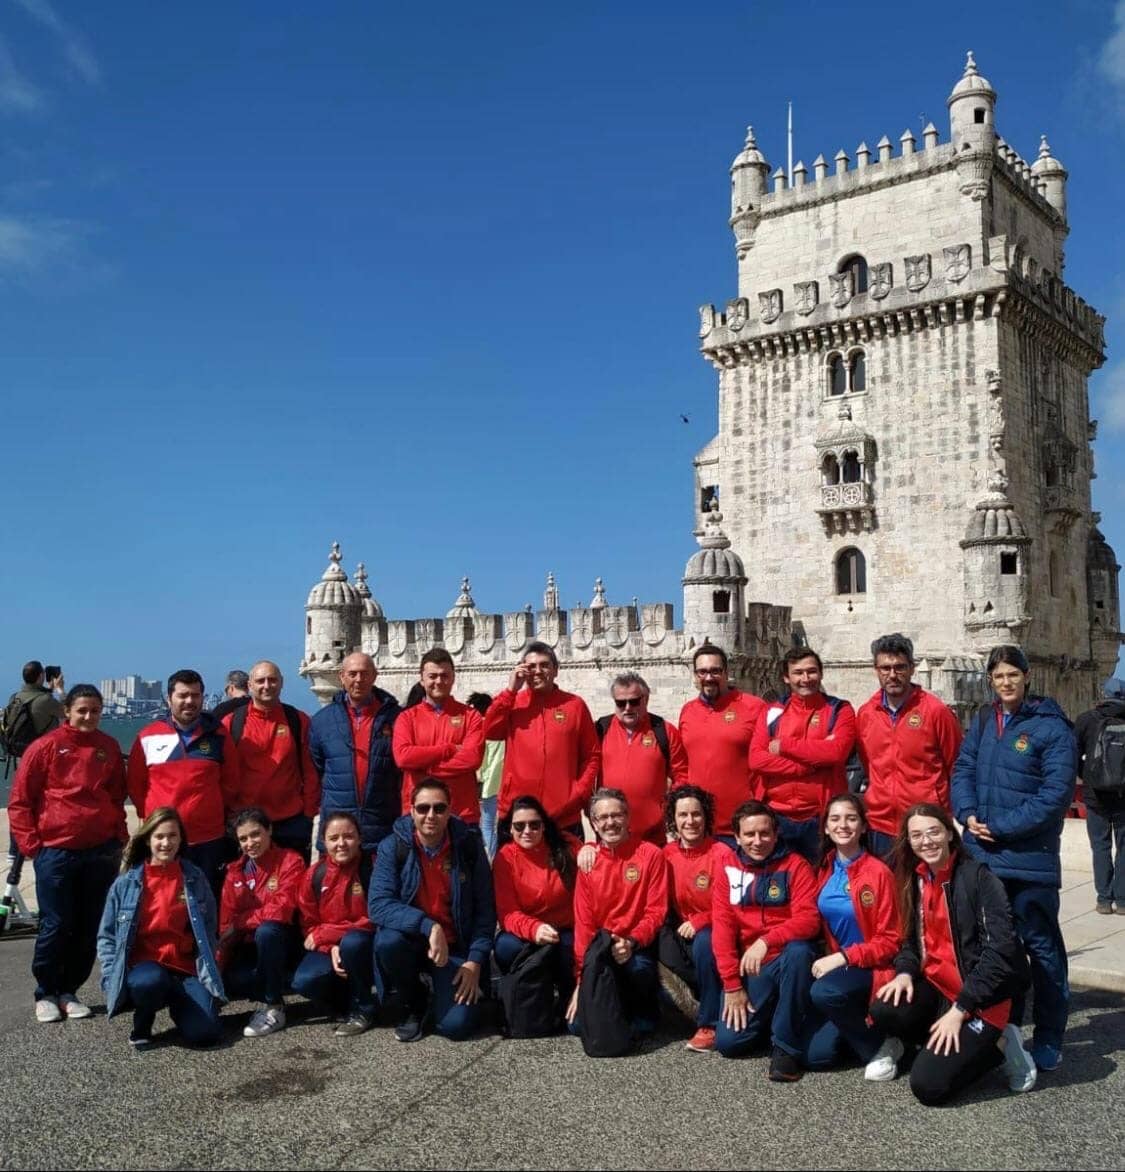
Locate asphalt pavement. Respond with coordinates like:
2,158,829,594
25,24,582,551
0,936,1122,1171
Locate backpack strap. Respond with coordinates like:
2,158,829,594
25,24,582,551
311,860,328,899
769,696,847,737
228,703,249,743
595,716,612,740
648,714,672,772
282,703,304,781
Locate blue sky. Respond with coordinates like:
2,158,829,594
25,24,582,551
1,0,1122,711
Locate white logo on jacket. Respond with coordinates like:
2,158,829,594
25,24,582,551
725,865,754,906
141,734,179,765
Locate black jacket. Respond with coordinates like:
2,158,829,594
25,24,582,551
894,852,1028,1016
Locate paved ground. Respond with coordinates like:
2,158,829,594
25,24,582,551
0,935,1123,1172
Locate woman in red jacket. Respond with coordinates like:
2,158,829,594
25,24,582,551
658,785,723,1053
291,811,377,1036
492,795,579,1030
8,684,127,1024
805,793,900,1073
218,807,305,1038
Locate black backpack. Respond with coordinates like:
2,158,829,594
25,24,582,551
595,714,671,771
228,702,305,780
1087,714,1125,794
0,695,41,770
499,942,558,1038
310,855,374,899
577,929,634,1058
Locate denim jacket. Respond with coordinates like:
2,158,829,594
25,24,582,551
96,860,226,1016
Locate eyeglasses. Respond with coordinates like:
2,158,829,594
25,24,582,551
990,672,1024,684
908,828,947,844
414,802,449,816
594,813,626,824
614,697,644,709
695,668,724,678
512,820,543,833
876,663,911,676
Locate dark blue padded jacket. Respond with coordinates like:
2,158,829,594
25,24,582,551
951,695,1077,886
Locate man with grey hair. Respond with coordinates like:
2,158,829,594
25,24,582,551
595,672,688,845
211,669,251,721
855,632,963,859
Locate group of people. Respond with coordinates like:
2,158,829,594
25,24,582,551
7,632,1112,1106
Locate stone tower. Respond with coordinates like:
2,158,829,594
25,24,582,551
696,52,1120,715
301,542,362,703
682,504,747,652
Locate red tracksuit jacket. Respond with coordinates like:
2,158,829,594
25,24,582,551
597,715,689,844
712,844,820,991
748,693,856,821
492,836,580,940
219,844,305,940
484,686,600,826
8,724,127,855
128,717,240,846
573,836,667,978
297,856,373,951
678,690,766,835
856,687,963,836
393,697,485,823
664,838,720,931
817,850,900,991
222,703,319,822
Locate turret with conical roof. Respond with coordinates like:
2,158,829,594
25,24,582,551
682,504,747,651
947,51,996,200
730,126,771,261
1031,134,1068,222
302,543,362,692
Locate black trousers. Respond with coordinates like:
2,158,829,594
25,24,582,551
869,976,1003,1105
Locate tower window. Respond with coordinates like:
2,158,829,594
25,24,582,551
849,351,866,392
306,617,312,635
822,453,840,486
1000,553,1018,575
974,108,985,124
701,485,719,512
835,547,866,595
842,451,861,484
838,254,868,294
1049,552,1060,598
712,590,731,614
827,353,847,396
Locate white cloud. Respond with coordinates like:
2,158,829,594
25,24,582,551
10,0,99,85
0,214,84,278
0,34,45,113
1094,361,1125,432
1101,0,1125,91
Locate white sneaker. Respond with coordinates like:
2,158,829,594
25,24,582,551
243,1005,286,1038
35,997,62,1024
58,994,93,1020
1002,1023,1037,1092
864,1037,905,1082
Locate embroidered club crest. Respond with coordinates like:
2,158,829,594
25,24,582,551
276,725,289,737
267,876,279,891
553,711,566,724
694,871,711,890
351,882,363,896
178,889,187,903
908,713,923,728
450,715,463,728
642,734,655,748
442,858,454,874
859,887,875,907
624,864,641,884
723,711,736,724
1014,735,1030,754
810,713,821,727
95,748,107,761
767,883,781,900
198,740,211,754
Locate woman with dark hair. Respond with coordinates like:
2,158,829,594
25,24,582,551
951,644,1077,1073
291,811,377,1036
658,784,722,1052
10,684,128,1024
804,793,899,1073
96,807,225,1048
866,803,1036,1104
492,795,580,1029
218,807,305,1039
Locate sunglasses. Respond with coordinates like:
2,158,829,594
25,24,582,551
414,802,449,816
512,819,543,833
614,697,644,709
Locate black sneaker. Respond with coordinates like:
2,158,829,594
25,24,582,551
334,1012,374,1038
768,1046,802,1082
128,1028,153,1050
394,1010,427,1043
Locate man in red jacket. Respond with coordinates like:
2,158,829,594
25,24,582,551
483,641,599,835
128,669,239,895
596,671,689,845
712,799,820,1080
749,648,856,863
393,649,485,827
567,787,668,1036
678,644,766,841
855,633,963,860
222,660,319,862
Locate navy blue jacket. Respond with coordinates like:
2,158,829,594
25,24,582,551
951,696,1077,886
368,814,496,967
309,688,402,851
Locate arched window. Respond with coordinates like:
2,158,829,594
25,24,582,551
849,350,866,392
822,453,840,485
712,590,731,614
841,451,861,484
836,547,866,595
839,254,868,294
827,353,847,396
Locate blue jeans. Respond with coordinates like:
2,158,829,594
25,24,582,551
656,923,722,1028
806,965,883,1065
182,838,228,900
479,796,499,861
715,940,816,1058
291,929,377,1018
1085,793,1125,905
32,841,120,1000
1002,879,1068,1049
271,814,314,865
374,928,487,1040
494,929,576,1005
223,922,300,1005
126,961,222,1044
775,815,821,865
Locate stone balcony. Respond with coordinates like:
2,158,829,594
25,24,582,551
817,481,875,534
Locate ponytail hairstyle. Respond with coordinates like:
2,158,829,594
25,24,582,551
500,795,577,891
